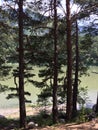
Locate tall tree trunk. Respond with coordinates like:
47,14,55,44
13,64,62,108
18,0,26,128
66,0,73,120
72,20,79,117
52,0,58,123
95,92,98,113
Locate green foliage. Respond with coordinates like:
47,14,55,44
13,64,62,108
0,117,10,127
0,84,8,92
32,65,66,106
76,86,93,122
27,110,53,127
78,86,89,106
78,107,86,123
76,107,92,123
0,117,19,129
0,7,18,87
7,65,34,102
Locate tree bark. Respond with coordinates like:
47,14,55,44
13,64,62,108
52,0,58,123
72,20,79,117
66,0,73,120
95,93,98,113
18,0,26,128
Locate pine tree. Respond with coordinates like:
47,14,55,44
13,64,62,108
66,0,73,120
52,0,58,123
18,0,26,127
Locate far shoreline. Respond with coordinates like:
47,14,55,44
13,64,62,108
0,106,36,118
0,102,95,119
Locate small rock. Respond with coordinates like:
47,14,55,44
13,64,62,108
28,121,35,129
35,123,38,127
59,118,65,123
0,115,6,119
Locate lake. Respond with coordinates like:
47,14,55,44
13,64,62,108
80,66,98,106
0,66,98,109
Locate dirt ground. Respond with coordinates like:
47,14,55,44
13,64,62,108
38,120,98,130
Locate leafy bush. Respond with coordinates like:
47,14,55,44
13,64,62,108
27,110,53,127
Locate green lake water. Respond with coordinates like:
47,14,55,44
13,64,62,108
0,66,98,109
80,66,98,106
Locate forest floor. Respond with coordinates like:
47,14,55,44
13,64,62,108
39,121,98,130
0,106,98,130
